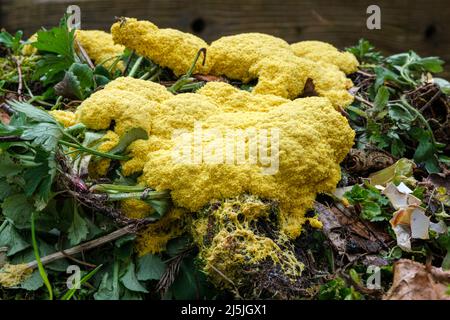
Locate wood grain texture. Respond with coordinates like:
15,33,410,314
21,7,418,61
1,0,449,76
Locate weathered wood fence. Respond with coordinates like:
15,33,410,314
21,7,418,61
1,0,449,76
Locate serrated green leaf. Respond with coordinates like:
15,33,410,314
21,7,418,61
21,122,61,152
69,63,94,89
68,208,89,246
8,101,56,123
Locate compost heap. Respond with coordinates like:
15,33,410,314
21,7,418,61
50,18,357,294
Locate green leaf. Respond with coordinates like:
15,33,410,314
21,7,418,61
33,25,75,57
166,236,191,257
1,194,34,229
21,122,62,152
374,86,390,111
0,30,23,53
170,255,213,300
31,212,53,300
415,57,444,73
0,153,23,178
31,20,76,86
361,201,384,221
54,70,83,100
61,264,103,300
434,78,450,95
20,270,44,291
136,254,166,281
345,39,383,64
67,207,89,246
70,63,94,89
94,265,120,300
55,63,95,100
108,128,149,156
410,127,440,173
7,100,56,124
120,262,148,293
0,221,30,256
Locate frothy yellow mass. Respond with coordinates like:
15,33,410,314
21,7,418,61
75,30,125,71
75,77,355,243
291,40,359,74
110,18,357,107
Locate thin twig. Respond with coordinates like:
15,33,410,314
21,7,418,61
419,90,441,113
75,39,95,69
11,56,23,100
26,226,135,269
354,95,375,108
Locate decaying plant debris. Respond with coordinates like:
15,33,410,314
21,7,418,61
0,15,449,300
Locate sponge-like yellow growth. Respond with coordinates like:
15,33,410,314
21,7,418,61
75,77,354,240
291,40,359,74
75,30,125,71
109,19,356,108
140,95,354,238
134,207,187,256
0,264,32,287
197,81,289,113
88,130,120,177
192,196,304,295
111,18,208,76
21,34,38,56
207,33,354,106
49,110,77,127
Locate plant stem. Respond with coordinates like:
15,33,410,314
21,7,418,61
31,212,53,300
128,56,144,78
90,184,147,193
168,48,206,93
59,140,129,160
106,190,170,201
400,96,437,146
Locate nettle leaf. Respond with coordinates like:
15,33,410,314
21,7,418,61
136,254,166,281
0,221,30,256
68,208,89,246
120,262,148,293
1,194,34,229
388,103,416,123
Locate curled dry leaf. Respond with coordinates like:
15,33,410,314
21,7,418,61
384,259,450,300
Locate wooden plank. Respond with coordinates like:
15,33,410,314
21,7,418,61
1,0,449,76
